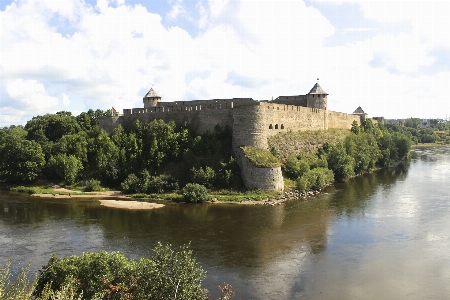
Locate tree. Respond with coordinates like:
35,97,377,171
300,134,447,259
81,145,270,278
87,130,119,185
351,120,360,135
46,154,83,185
25,113,81,142
404,117,421,129
327,143,355,181
0,134,45,183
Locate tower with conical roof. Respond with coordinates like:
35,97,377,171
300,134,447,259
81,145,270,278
306,81,328,110
143,87,161,108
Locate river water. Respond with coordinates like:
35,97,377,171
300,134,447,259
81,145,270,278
1,147,449,299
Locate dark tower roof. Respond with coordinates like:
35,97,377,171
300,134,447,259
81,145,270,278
353,106,366,114
144,87,160,98
307,83,328,95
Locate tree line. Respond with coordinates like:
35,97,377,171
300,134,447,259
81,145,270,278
281,119,413,193
0,110,243,196
1,110,425,197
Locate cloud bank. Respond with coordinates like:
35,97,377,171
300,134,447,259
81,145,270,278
1,0,449,126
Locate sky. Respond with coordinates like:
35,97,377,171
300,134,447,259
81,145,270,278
1,0,450,127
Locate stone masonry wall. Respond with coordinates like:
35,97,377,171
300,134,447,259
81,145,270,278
99,116,123,135
327,111,360,130
121,105,234,134
234,148,284,192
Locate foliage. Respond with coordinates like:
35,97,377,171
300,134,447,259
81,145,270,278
296,167,334,193
0,133,45,183
34,243,207,300
121,171,178,194
46,154,83,185
183,183,209,203
404,117,421,129
191,166,216,189
0,260,35,300
25,112,82,143
351,120,360,135
344,133,380,174
83,179,102,192
326,143,355,181
283,155,310,180
240,146,281,168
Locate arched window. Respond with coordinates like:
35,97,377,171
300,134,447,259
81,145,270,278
281,124,284,129
269,124,273,129
275,124,278,129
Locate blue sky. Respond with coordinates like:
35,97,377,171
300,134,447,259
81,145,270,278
1,0,449,126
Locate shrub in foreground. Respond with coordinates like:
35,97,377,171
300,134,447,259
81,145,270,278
34,243,207,300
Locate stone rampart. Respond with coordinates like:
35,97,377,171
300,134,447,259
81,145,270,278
328,111,360,130
234,148,284,192
99,116,123,135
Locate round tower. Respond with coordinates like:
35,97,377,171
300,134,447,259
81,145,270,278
143,87,161,108
306,82,328,110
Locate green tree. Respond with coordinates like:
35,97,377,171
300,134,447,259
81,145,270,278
345,133,380,174
351,120,360,135
53,132,88,163
25,113,82,142
87,130,119,185
327,143,355,181
46,154,83,185
404,117,421,129
0,134,45,183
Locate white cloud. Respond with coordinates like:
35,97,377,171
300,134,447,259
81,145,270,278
343,27,375,32
62,93,71,107
0,0,449,126
5,79,59,111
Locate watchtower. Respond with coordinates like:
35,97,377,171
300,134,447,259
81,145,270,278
306,82,328,110
143,87,161,108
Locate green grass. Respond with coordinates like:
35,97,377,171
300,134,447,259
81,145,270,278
240,145,281,168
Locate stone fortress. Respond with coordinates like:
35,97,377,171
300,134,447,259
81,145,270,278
100,82,366,192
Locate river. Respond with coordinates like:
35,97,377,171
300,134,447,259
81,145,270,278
1,146,449,299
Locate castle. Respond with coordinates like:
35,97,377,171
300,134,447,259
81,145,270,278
100,82,364,192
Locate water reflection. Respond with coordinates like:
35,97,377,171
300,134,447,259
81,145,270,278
1,147,450,299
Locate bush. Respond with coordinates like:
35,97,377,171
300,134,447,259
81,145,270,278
283,155,308,180
147,174,179,193
83,179,101,192
296,168,334,192
34,244,207,300
191,166,216,189
183,183,209,203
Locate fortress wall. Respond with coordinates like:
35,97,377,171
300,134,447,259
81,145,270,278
259,103,327,138
99,116,123,135
234,148,284,192
328,111,360,129
232,103,268,150
122,105,233,134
